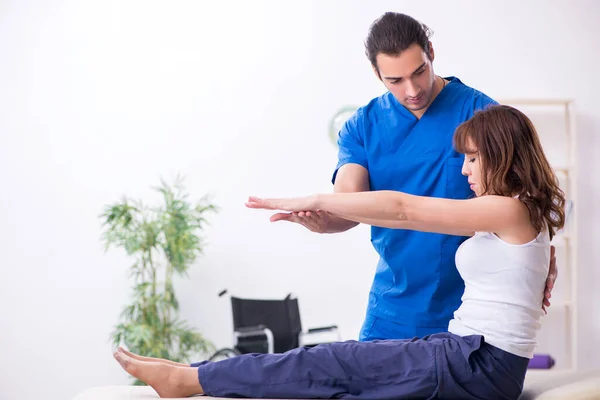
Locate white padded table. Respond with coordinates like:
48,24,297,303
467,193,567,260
73,385,282,399
74,370,600,400
519,369,600,400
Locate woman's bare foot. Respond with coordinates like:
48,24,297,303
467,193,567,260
117,347,189,367
114,351,204,398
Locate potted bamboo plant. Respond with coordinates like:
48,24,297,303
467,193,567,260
100,177,217,384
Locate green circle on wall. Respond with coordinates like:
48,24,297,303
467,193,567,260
328,106,359,147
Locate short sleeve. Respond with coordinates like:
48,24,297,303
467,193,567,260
474,92,498,112
332,108,369,184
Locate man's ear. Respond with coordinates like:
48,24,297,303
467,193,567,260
371,63,382,80
428,41,435,62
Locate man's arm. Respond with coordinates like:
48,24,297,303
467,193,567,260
324,163,370,233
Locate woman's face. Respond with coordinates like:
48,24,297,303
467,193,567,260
461,138,483,196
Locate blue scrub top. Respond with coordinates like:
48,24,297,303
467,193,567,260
333,77,497,334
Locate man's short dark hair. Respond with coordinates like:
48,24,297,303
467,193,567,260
365,12,432,72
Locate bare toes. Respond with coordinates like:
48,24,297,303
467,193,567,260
114,351,133,373
118,347,137,359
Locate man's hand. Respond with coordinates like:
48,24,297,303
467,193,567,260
543,245,558,314
269,210,331,234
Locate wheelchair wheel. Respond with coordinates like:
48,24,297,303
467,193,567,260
208,347,241,362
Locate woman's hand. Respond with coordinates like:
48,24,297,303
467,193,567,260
245,195,319,213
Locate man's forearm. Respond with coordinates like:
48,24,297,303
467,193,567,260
324,213,359,233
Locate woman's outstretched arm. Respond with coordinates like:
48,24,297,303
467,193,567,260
246,191,528,237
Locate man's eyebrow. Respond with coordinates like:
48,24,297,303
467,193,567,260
384,62,427,80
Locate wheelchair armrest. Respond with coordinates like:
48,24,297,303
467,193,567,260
307,325,338,333
300,325,341,348
235,325,268,334
234,325,274,354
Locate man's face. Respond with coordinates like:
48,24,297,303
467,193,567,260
374,43,437,113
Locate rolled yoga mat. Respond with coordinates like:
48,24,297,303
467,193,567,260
528,354,556,369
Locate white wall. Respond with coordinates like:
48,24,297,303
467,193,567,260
0,1,598,399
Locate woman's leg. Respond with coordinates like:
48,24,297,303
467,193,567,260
115,338,441,399
114,351,204,398
117,347,189,367
114,334,516,399
197,338,441,399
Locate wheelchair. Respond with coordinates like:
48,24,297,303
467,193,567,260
208,290,341,361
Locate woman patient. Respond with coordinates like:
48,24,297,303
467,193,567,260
113,105,566,400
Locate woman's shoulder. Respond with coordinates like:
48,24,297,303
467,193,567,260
477,195,538,244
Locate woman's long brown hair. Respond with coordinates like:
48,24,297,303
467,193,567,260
453,105,566,239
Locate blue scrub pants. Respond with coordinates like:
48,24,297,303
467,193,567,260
192,332,528,399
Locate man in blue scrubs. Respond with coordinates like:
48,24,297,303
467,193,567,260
269,12,556,341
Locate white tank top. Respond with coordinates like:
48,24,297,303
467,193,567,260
447,229,550,358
